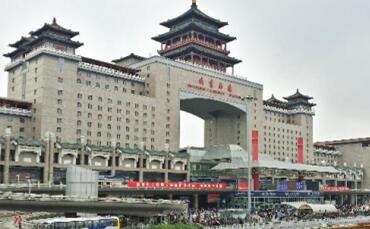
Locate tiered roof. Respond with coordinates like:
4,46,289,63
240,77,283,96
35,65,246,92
264,89,316,110
153,1,241,68
12,138,44,147
153,20,236,42
160,1,228,29
4,18,82,58
163,44,241,65
30,18,79,38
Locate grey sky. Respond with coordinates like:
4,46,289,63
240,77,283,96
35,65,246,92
0,0,369,147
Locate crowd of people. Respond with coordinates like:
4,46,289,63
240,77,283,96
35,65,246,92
184,202,370,227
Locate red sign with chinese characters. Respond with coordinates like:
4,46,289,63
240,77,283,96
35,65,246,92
297,137,304,164
252,130,259,161
127,181,227,190
320,186,349,191
187,77,241,99
238,179,249,192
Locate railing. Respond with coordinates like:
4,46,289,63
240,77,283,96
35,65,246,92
159,38,230,55
0,106,32,117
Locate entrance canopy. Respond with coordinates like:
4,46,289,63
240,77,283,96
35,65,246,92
282,202,338,214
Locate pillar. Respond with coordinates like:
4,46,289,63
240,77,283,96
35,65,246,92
111,148,116,176
186,160,191,182
252,169,260,191
297,137,304,164
193,194,199,209
139,154,144,182
3,128,11,184
164,144,169,182
48,134,55,184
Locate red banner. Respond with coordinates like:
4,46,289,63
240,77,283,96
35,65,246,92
238,179,249,192
207,194,220,203
127,181,227,190
320,186,349,191
252,130,259,161
297,137,304,164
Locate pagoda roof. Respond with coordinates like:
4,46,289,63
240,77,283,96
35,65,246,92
25,33,83,48
112,53,146,63
56,142,82,150
284,89,313,101
3,47,31,58
160,2,228,29
30,18,79,38
147,150,168,157
153,20,236,42
9,36,36,48
162,43,241,65
118,147,142,154
87,144,113,153
12,138,44,147
81,56,140,75
263,94,289,109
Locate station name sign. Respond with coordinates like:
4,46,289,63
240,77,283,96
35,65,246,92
320,186,350,191
127,181,227,190
187,77,242,100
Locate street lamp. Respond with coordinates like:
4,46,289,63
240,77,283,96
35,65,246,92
242,95,257,221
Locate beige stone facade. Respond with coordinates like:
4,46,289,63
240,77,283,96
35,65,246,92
0,16,317,184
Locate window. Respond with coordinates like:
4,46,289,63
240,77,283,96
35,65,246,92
95,82,100,88
58,77,63,83
77,93,82,99
56,127,62,133
57,108,63,114
57,90,63,96
57,99,63,105
88,95,93,100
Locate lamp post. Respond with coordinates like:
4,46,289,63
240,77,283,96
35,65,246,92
242,95,257,221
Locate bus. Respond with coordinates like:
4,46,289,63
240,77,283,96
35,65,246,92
32,216,120,229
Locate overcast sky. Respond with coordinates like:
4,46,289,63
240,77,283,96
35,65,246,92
0,0,369,147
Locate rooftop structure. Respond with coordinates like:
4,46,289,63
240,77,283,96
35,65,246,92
152,0,241,73
4,18,83,60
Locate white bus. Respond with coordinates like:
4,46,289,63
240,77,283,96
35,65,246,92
32,216,120,229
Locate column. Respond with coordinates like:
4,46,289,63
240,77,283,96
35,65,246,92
48,134,55,184
186,160,191,182
111,146,116,176
193,194,199,209
164,144,169,182
3,128,11,184
139,154,144,182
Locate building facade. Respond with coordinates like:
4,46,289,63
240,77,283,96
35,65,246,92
315,138,369,188
0,2,316,184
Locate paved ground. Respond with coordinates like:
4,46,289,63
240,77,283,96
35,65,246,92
0,211,55,229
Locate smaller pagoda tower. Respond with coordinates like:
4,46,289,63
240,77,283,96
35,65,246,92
4,18,83,61
152,0,241,73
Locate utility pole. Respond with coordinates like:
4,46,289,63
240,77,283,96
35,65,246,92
242,95,256,221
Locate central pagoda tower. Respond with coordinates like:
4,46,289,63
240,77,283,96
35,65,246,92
152,0,241,73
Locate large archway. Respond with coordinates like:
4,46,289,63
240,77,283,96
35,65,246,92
180,91,246,148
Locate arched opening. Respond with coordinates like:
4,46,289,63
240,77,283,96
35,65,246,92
180,111,204,148
18,151,38,163
61,154,75,165
92,156,107,167
180,92,245,149
122,158,136,169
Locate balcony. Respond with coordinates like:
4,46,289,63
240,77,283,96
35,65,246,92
158,38,230,55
